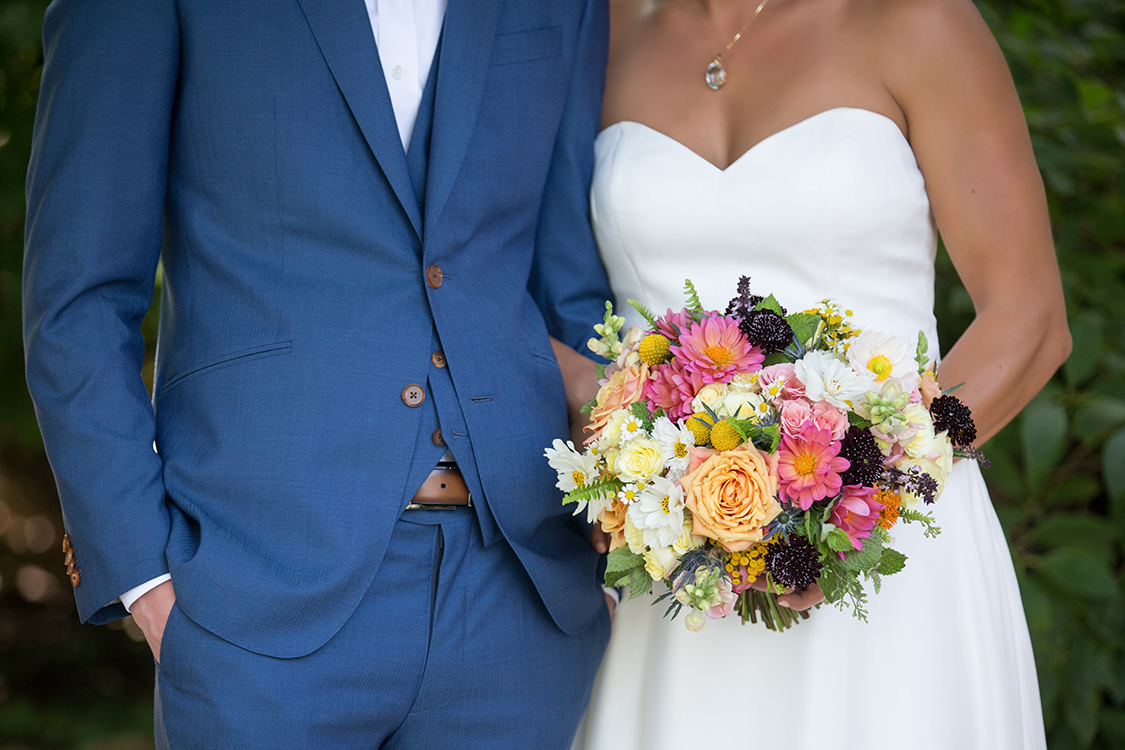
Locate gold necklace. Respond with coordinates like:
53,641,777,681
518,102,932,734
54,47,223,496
705,0,770,90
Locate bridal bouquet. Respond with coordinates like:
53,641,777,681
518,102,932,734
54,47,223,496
545,277,984,631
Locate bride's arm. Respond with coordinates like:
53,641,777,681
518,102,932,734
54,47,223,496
877,0,1071,446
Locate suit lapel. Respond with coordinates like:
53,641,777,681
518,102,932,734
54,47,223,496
423,0,504,242
295,0,423,237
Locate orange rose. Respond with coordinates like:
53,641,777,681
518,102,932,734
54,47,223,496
586,364,650,440
681,444,781,552
599,500,629,551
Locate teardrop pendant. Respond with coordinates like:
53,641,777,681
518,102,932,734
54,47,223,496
705,60,727,91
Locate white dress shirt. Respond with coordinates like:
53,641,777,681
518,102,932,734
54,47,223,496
120,1,448,613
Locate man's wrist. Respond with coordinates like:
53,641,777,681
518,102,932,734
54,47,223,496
120,574,172,613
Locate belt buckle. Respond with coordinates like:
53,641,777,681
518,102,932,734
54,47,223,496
404,493,473,511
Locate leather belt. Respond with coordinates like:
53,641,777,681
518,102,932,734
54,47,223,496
406,466,472,510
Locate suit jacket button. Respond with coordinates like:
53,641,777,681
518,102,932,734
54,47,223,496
432,428,445,446
426,265,443,289
402,384,426,407
431,351,446,368
69,570,80,588
62,534,72,554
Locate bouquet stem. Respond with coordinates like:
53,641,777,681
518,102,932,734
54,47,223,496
737,589,812,632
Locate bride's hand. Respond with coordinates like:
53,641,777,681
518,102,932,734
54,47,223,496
548,336,601,448
749,575,825,611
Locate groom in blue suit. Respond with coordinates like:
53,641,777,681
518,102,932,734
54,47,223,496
23,0,613,746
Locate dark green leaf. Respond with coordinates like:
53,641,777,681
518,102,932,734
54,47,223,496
1036,547,1120,601
875,548,907,576
1020,397,1069,491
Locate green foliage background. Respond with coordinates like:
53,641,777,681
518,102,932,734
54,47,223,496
0,0,1122,747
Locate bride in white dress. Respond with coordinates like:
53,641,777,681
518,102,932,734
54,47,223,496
556,0,1072,747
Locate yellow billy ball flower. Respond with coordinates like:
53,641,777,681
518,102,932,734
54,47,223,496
686,412,715,446
709,420,742,451
639,333,672,366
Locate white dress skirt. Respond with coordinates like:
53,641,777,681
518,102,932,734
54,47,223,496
574,108,1047,750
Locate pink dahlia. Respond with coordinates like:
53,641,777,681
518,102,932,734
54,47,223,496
654,308,696,344
777,426,850,510
671,314,764,385
644,358,706,422
830,485,884,551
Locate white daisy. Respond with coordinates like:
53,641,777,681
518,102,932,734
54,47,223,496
544,438,604,523
651,416,695,480
618,482,643,505
794,350,875,410
628,476,686,549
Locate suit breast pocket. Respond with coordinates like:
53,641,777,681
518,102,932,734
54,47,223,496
489,26,563,66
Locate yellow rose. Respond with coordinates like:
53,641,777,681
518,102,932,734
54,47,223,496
691,383,728,415
618,438,664,483
624,515,646,554
671,518,702,555
587,364,650,438
681,444,781,552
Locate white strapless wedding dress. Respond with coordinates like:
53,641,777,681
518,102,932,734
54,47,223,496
574,108,1046,750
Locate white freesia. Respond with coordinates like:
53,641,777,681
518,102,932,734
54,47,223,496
652,416,695,480
847,330,919,391
795,350,875,410
617,437,665,483
629,476,686,549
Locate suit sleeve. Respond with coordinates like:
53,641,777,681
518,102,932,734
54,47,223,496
22,0,180,624
528,0,615,355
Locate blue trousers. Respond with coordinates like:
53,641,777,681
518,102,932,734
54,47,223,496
154,508,610,748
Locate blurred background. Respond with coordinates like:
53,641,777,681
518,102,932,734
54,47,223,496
0,0,1123,747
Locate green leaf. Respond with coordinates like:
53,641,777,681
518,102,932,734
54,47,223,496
1103,426,1125,502
594,362,607,381
786,312,820,346
1036,547,1120,601
625,567,654,600
754,294,784,316
1072,395,1125,445
682,279,705,316
876,548,907,576
1015,571,1054,637
1020,396,1069,491
1031,512,1118,552
562,477,621,507
1043,475,1102,508
579,392,598,415
847,411,872,429
826,527,853,553
631,401,655,431
840,533,884,572
1063,312,1103,388
761,352,791,367
604,546,644,575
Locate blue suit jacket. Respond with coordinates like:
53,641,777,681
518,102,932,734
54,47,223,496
23,0,612,657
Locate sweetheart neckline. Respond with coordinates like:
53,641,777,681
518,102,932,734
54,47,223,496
597,107,910,173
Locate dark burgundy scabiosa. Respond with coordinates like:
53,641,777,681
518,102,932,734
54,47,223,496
740,308,794,354
838,427,884,487
765,538,823,590
930,394,977,449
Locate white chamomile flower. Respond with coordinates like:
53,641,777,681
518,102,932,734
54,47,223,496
621,414,644,442
794,350,875,410
847,330,919,391
618,482,643,505
629,476,686,549
759,377,786,402
651,416,695,480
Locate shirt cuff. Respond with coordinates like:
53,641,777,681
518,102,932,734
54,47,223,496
120,573,172,613
603,586,621,606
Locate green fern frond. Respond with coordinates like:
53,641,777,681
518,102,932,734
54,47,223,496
629,299,659,328
683,279,705,316
562,477,622,506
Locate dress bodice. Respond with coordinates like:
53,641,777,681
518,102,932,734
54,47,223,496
590,107,940,350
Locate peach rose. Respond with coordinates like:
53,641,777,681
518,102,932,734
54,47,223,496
599,500,629,551
919,368,942,409
586,364,650,440
681,444,781,552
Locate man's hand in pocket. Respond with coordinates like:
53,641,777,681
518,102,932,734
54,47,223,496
130,580,177,663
